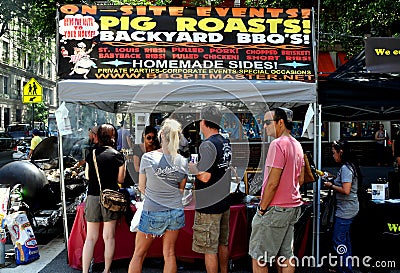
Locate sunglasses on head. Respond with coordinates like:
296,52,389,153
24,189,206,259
88,128,96,135
263,119,276,126
332,140,345,150
146,135,155,141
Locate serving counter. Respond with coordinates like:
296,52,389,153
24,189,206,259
68,202,248,270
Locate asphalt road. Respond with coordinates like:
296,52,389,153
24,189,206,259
0,150,13,168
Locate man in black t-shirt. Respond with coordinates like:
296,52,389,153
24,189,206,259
189,105,232,273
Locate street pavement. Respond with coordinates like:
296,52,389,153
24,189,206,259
3,237,396,273
0,150,14,168
1,232,399,273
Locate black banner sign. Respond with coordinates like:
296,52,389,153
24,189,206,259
365,37,400,73
58,5,315,81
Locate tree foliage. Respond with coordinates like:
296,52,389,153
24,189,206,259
319,0,400,56
110,0,173,6
34,103,49,123
24,102,49,123
0,0,79,63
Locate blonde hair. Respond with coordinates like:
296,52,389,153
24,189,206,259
159,118,181,157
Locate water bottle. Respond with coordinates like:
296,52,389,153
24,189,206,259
316,169,329,178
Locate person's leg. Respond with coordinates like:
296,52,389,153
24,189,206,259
128,231,155,273
218,209,230,273
250,207,288,273
82,222,100,273
205,253,219,273
277,207,301,273
192,212,220,273
162,229,180,273
377,144,384,166
252,258,269,273
332,217,353,273
218,245,229,273
277,258,296,273
103,220,117,273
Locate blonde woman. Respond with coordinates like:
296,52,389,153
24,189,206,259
128,118,188,273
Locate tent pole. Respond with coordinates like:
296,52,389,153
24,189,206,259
59,131,69,251
55,5,69,258
317,103,322,262
311,102,321,263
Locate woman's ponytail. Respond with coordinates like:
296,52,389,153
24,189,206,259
161,118,181,157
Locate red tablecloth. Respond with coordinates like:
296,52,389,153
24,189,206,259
68,202,248,270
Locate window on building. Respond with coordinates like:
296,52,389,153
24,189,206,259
16,79,22,99
16,109,22,122
22,51,27,69
17,48,22,67
47,62,52,78
27,53,33,71
2,41,9,61
43,88,48,103
49,89,54,105
4,108,10,128
3,77,8,95
23,81,27,98
39,60,44,75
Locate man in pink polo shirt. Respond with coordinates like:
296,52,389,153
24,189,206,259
249,107,304,273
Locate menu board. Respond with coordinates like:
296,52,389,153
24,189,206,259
58,5,315,81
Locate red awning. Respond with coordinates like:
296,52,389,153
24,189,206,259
318,52,336,77
337,52,348,66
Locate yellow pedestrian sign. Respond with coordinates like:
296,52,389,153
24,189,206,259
23,78,42,103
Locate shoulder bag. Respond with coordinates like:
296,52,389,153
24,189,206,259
321,189,335,231
303,152,318,184
93,149,128,212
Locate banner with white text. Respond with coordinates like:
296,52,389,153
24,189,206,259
58,5,315,81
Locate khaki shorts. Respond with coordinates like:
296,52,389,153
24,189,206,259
84,195,120,222
192,210,230,254
249,206,301,262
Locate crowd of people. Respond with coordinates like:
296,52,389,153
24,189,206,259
77,106,370,273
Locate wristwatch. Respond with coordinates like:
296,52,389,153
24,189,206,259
258,204,269,213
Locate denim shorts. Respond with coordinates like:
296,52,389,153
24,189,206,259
138,208,185,236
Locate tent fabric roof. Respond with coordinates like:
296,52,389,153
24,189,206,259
58,79,316,113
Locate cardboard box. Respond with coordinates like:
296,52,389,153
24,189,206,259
371,183,389,200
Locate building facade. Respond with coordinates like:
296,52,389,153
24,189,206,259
0,21,57,132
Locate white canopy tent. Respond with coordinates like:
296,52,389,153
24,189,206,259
57,77,322,260
58,79,317,113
